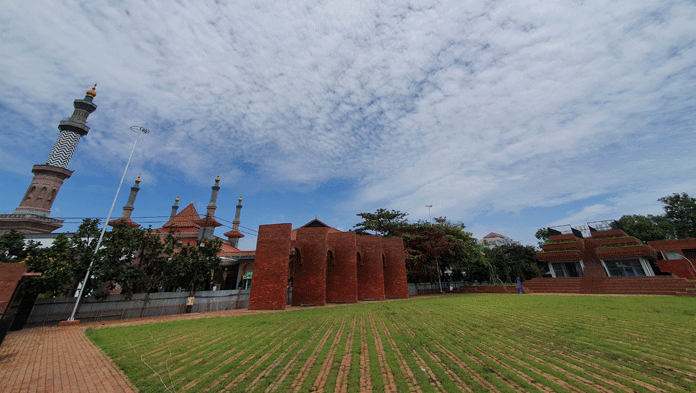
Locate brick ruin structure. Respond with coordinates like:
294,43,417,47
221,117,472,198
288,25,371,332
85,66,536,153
249,220,409,310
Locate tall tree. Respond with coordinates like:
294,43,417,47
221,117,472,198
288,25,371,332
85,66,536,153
659,193,696,239
353,210,483,282
92,222,176,298
612,192,696,242
481,243,545,283
353,209,409,237
612,214,669,242
0,230,37,263
534,228,549,248
24,219,101,297
165,237,223,293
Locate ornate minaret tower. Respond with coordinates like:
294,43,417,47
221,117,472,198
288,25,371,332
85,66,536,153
170,195,180,220
231,196,243,247
108,175,140,228
224,195,245,248
195,175,222,239
0,85,98,234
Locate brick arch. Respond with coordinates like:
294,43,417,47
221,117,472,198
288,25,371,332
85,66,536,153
250,224,405,310
357,235,385,301
326,231,358,303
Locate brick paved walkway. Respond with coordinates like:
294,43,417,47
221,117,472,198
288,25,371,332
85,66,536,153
0,308,285,393
0,325,136,393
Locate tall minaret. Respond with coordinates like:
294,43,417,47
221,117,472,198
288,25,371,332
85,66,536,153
0,85,98,234
196,175,222,239
170,195,180,219
224,195,244,248
108,175,141,228
121,175,141,220
231,195,243,247
206,174,221,218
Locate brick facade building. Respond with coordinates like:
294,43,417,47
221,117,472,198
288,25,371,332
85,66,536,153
249,219,408,310
527,225,696,295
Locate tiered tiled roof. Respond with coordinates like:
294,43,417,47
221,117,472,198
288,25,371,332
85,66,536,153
157,203,201,233
223,229,244,238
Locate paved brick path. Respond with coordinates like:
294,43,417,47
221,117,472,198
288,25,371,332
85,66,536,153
0,308,285,393
0,325,136,393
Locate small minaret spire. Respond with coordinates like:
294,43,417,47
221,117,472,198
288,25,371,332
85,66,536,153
197,175,223,239
206,174,220,218
121,175,141,220
170,195,180,219
231,195,243,248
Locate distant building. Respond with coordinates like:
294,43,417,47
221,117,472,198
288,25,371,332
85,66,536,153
479,232,515,249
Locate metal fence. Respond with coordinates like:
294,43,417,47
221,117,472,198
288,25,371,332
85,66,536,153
408,281,499,296
25,289,251,328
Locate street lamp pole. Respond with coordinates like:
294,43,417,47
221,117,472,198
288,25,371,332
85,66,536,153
66,126,150,323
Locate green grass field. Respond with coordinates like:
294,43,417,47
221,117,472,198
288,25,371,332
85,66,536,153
88,295,696,392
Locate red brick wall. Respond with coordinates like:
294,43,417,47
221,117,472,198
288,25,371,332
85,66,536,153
326,232,358,303
356,235,385,301
291,227,328,306
248,224,292,310
382,237,409,299
1,263,28,314
657,260,696,280
579,240,608,277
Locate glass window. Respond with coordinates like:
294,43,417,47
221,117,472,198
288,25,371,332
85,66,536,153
603,259,646,277
551,262,582,277
663,250,682,260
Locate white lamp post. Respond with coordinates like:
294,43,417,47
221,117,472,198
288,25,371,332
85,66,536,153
66,126,149,323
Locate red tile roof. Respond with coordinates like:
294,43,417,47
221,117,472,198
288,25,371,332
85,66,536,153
193,216,223,227
107,218,139,228
483,232,505,239
157,203,201,233
223,229,244,238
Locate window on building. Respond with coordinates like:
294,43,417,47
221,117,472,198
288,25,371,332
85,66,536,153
663,250,682,260
550,262,583,278
603,259,649,277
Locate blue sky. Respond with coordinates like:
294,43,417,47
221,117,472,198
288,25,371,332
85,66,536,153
1,1,695,249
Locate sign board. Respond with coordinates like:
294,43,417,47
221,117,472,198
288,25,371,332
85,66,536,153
186,297,195,306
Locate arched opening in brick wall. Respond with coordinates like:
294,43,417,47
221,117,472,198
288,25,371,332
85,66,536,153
326,249,342,303
287,247,301,305
240,262,253,290
288,248,300,288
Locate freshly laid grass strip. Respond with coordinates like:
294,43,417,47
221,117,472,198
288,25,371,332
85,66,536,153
89,295,696,392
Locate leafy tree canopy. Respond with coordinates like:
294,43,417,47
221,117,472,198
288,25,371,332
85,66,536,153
353,209,483,282
612,193,696,242
0,230,38,263
478,243,546,284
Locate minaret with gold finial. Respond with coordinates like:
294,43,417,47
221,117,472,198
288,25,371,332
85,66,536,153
170,195,180,219
195,174,223,239
0,85,99,234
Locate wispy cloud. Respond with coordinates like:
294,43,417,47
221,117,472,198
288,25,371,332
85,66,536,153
1,0,695,244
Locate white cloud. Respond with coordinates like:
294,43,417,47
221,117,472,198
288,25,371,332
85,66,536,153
1,0,695,240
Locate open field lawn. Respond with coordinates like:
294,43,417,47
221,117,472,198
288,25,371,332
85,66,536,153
88,295,696,392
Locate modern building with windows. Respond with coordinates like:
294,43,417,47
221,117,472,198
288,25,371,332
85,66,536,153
526,223,696,295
